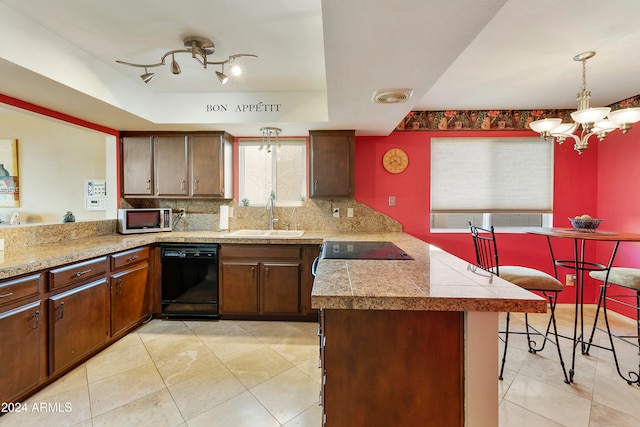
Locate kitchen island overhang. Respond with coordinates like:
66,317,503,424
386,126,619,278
311,233,546,427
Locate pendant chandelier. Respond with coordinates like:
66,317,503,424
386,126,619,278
529,51,640,154
259,127,282,153
116,36,256,85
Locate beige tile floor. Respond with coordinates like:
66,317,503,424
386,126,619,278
0,305,639,426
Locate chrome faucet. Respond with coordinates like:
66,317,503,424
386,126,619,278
266,195,278,230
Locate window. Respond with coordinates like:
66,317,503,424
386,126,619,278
430,137,553,230
238,138,306,206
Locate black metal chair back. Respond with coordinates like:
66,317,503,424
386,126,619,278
469,222,500,276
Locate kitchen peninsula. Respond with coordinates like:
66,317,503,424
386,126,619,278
311,233,546,427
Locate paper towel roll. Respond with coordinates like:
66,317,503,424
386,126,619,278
219,205,229,231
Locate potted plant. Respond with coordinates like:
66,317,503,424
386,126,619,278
241,198,250,206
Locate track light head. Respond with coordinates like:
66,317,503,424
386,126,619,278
216,70,229,84
170,54,181,75
141,72,155,83
140,67,155,83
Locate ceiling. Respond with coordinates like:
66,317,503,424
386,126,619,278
1,0,640,137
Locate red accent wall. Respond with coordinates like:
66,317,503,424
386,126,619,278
595,126,640,317
355,129,605,305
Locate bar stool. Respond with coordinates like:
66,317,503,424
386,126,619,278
468,222,570,383
587,267,640,385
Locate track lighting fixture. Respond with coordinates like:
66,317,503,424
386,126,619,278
116,36,256,84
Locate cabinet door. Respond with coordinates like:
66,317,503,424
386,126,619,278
220,261,260,314
122,136,154,196
189,134,223,197
49,279,109,375
0,301,44,403
261,262,301,314
309,130,355,198
111,262,149,337
155,135,188,196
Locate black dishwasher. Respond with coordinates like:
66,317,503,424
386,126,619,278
161,243,219,319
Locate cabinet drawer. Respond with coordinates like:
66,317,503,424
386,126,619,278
111,246,149,271
49,257,108,291
221,244,302,259
0,273,43,307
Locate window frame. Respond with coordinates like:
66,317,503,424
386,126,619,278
430,137,554,232
238,137,307,207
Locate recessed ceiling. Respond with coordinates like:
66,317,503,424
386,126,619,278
1,0,640,137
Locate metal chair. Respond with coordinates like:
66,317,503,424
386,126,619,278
468,222,570,383
587,267,640,385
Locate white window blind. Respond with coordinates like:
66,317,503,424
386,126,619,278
430,137,553,213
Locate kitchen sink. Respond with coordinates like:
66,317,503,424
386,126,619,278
225,229,305,238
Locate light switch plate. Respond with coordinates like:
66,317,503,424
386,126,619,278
347,208,354,217
333,208,340,218
389,196,396,207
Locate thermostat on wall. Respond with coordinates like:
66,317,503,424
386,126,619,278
85,179,106,211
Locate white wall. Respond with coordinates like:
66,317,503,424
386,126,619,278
0,110,116,224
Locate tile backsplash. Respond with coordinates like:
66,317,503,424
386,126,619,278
123,198,402,233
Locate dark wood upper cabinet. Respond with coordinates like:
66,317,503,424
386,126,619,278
154,135,189,197
121,132,233,199
122,136,154,196
309,130,355,198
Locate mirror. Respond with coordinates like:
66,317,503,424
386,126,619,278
0,104,117,225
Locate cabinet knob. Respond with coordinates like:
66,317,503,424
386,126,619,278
193,179,199,191
180,179,186,190
146,179,151,190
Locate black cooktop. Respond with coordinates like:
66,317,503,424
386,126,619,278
321,241,414,260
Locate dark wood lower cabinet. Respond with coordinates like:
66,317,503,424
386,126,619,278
219,261,260,314
261,262,301,314
0,247,151,406
0,301,44,404
49,278,110,375
320,309,464,426
219,244,315,320
111,262,149,337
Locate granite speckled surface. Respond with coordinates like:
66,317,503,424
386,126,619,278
0,230,328,280
0,223,544,314
311,232,547,314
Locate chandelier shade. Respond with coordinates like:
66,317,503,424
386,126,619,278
116,36,256,85
570,107,610,125
529,51,640,154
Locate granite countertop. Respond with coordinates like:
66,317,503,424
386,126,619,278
310,232,547,313
0,230,329,280
0,230,545,314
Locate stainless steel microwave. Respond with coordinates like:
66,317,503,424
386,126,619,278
117,208,172,234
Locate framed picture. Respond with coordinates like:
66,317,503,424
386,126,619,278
0,139,20,207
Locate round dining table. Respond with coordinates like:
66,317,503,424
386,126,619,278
526,227,640,383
